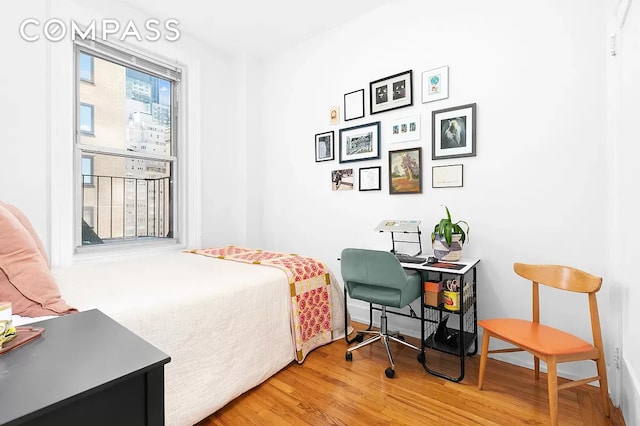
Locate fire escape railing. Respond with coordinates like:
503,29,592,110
81,175,171,245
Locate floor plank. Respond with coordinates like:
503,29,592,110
198,324,626,425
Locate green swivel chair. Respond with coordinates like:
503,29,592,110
340,248,422,378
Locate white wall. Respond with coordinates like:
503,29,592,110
254,0,613,384
0,3,50,249
0,0,245,264
611,0,640,422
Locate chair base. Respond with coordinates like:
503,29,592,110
346,306,420,378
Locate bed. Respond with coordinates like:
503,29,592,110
1,202,347,425
19,249,346,426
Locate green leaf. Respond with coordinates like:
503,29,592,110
444,224,452,245
433,206,470,247
456,220,470,243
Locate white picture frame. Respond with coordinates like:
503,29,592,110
387,114,421,144
422,66,449,104
432,164,463,188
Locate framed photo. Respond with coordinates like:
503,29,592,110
344,89,365,121
432,103,476,160
315,131,334,162
329,106,340,125
422,66,449,103
331,168,354,191
359,166,381,191
388,114,420,144
389,147,422,194
369,70,413,115
339,121,381,163
432,164,463,188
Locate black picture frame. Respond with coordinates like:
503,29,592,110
338,121,381,163
344,89,365,121
359,166,381,191
388,147,422,194
432,103,476,160
315,131,334,162
369,70,413,115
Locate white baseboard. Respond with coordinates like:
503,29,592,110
621,357,640,426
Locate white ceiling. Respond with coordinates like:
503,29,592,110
116,0,393,57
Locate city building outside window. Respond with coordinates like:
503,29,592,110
75,41,180,248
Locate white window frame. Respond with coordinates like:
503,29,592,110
74,39,182,252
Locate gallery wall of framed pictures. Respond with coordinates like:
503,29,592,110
314,65,476,195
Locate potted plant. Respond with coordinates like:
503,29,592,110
431,206,469,261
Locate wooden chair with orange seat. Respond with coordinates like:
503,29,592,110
477,263,610,426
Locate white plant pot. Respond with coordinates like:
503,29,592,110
432,233,463,261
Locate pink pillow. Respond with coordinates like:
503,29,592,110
0,204,76,317
0,201,50,268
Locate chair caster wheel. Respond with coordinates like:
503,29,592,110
385,367,395,378
397,335,405,341
355,333,364,343
417,352,425,363
345,352,353,362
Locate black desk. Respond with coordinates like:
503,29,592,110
400,257,480,382
0,309,171,426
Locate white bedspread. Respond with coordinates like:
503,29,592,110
51,250,345,426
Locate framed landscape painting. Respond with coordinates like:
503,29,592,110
388,147,422,194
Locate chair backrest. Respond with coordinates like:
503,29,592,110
513,263,604,347
513,263,602,294
340,248,409,291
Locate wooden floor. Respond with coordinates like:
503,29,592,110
199,324,625,426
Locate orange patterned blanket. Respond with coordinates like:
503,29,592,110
190,246,334,363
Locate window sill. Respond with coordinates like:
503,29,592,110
73,239,185,265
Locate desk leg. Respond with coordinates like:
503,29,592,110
418,280,426,365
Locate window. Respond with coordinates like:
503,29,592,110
79,52,94,83
79,103,94,136
75,41,180,248
81,155,94,185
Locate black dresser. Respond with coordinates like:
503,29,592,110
0,309,171,425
